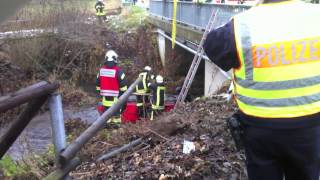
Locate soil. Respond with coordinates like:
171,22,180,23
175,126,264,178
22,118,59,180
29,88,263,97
69,97,247,180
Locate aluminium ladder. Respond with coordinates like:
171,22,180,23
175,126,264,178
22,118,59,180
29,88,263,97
175,10,220,107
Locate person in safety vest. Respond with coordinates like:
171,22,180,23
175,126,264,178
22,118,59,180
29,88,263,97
203,0,320,180
95,0,105,24
136,66,154,118
148,75,165,120
96,50,128,125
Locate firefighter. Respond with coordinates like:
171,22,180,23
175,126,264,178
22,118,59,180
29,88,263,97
203,0,320,179
135,66,153,118
96,50,128,125
95,0,105,24
149,75,165,120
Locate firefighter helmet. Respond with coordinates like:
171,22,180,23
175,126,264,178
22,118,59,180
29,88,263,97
156,75,164,83
144,66,152,72
105,50,118,63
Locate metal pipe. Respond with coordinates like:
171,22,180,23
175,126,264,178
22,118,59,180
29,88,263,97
59,77,142,164
49,93,67,168
43,157,81,180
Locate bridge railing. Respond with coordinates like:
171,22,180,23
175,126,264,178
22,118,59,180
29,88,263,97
149,0,251,30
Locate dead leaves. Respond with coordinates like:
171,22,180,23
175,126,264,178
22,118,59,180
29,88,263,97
72,97,246,179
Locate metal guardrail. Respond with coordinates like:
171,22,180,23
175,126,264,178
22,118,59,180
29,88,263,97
149,0,251,30
0,81,60,159
44,77,142,180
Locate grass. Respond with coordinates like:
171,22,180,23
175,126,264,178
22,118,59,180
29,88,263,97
107,5,147,32
0,146,56,179
0,156,27,177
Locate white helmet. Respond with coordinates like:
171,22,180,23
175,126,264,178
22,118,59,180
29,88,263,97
98,0,103,2
105,50,118,63
144,66,152,72
156,75,164,83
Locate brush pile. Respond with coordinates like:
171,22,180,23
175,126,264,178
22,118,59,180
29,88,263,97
71,97,247,180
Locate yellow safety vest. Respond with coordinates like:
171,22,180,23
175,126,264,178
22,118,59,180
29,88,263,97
96,5,105,16
233,1,320,118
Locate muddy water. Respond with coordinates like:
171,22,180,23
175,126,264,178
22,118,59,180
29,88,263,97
1,107,99,160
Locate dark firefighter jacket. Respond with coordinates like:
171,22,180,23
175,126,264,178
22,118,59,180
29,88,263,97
149,82,165,110
95,1,105,16
136,70,152,94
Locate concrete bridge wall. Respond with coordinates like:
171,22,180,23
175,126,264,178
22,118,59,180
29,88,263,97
148,1,250,96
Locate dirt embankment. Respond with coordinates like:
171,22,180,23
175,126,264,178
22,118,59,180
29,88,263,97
0,21,160,123
68,97,246,180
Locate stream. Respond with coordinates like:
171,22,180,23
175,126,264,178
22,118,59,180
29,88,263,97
1,107,99,160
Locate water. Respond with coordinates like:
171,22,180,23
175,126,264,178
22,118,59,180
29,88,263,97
1,107,99,160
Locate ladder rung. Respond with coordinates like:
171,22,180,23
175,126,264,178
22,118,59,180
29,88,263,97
176,10,220,105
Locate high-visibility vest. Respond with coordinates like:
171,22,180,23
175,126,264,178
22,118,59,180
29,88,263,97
95,4,105,16
100,65,120,97
233,1,320,118
102,96,118,107
136,72,149,94
151,84,165,110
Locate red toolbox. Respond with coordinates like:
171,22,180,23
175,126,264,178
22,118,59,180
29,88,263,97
164,102,175,112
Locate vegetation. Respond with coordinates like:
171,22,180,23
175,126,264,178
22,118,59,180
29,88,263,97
107,6,147,32
0,149,54,179
0,0,160,179
0,156,26,177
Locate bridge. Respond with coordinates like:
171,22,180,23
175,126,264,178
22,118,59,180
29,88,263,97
147,0,251,96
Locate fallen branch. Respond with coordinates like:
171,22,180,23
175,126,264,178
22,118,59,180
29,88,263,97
96,138,143,162
161,137,176,147
145,127,169,141
71,171,92,176
129,144,151,156
97,141,115,147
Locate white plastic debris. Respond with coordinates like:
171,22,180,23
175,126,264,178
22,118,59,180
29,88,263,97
183,140,195,154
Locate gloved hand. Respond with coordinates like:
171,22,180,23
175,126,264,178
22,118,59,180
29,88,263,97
227,112,244,151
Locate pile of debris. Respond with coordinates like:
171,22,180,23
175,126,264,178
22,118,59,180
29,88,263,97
70,97,247,179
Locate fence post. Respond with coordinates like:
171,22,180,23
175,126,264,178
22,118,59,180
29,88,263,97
59,77,142,164
49,93,67,167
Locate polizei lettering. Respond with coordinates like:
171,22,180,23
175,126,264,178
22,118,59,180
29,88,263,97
253,38,320,68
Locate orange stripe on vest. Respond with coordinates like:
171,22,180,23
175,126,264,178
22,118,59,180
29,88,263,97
252,37,320,68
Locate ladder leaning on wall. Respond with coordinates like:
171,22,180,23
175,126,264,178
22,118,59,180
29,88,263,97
175,9,220,107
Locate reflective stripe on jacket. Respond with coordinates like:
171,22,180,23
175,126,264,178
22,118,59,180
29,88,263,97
100,65,120,97
233,1,320,118
95,3,105,16
151,85,165,110
102,96,118,107
136,72,149,94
